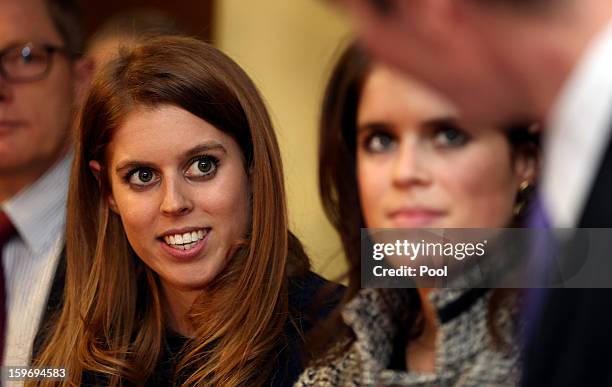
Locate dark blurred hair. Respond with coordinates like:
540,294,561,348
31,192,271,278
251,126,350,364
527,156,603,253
45,0,85,55
310,42,540,359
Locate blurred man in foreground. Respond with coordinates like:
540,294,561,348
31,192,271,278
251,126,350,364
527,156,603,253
336,0,612,385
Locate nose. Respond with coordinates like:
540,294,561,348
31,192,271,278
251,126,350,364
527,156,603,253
392,138,430,188
160,178,194,216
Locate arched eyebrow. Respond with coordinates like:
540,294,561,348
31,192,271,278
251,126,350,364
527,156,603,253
114,141,227,174
357,121,391,134
420,117,460,130
183,142,227,159
357,116,459,134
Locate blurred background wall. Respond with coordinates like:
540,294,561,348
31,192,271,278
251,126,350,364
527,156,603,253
82,0,350,280
215,1,350,280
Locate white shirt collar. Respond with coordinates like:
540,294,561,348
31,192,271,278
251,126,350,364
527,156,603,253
543,19,612,227
1,153,71,254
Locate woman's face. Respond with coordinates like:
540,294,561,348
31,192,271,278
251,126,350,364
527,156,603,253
101,104,250,294
357,66,534,229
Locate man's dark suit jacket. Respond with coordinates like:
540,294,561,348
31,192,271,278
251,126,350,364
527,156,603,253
522,125,612,386
31,248,66,360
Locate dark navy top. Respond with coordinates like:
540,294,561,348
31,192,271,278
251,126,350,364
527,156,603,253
81,271,343,386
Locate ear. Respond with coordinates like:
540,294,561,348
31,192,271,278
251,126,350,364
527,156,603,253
89,160,119,213
72,56,95,104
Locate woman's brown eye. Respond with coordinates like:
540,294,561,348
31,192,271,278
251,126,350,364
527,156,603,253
433,126,469,147
198,159,213,174
137,169,153,182
186,156,219,178
127,168,159,187
366,132,396,153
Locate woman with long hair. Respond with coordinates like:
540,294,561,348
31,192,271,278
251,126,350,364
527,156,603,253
297,43,539,386
30,36,336,386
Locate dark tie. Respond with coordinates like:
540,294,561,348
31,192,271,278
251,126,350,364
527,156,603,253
0,211,16,364
527,194,551,229
522,194,553,338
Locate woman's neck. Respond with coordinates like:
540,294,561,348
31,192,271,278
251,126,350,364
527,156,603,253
161,282,200,337
405,288,438,373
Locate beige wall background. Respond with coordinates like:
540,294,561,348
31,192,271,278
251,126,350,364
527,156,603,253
215,1,351,280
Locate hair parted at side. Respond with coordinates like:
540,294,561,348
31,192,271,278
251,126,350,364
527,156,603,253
30,36,309,386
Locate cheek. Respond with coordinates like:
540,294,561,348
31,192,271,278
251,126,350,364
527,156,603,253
16,83,73,142
109,184,160,246
118,203,157,230
357,156,391,228
440,151,517,227
197,170,250,237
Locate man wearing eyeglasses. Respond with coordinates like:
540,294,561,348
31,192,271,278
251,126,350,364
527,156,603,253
0,0,91,369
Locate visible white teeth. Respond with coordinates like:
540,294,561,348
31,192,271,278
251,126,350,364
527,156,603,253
163,228,208,248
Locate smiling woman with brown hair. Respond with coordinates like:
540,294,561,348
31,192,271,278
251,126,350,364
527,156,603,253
28,36,339,386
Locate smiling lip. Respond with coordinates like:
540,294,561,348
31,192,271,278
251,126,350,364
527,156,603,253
158,226,210,261
387,208,446,228
158,226,207,238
